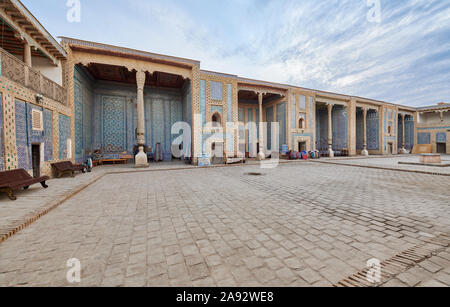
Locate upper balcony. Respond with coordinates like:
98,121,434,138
0,0,67,105
0,47,67,105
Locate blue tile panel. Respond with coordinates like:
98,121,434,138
308,97,314,130
388,109,393,120
247,109,253,150
417,126,450,130
127,98,136,154
43,109,53,161
74,66,94,162
291,94,296,129
298,95,306,110
404,117,414,150
367,110,379,150
102,96,126,152
227,84,232,123
15,100,30,170
332,105,348,151
436,132,446,143
277,102,287,150
210,81,223,101
356,109,364,150
211,106,223,117
265,106,274,151
0,94,3,170
316,108,329,150
74,83,83,158
238,107,245,147
58,114,71,160
200,80,207,126
417,132,431,145
73,78,191,158
14,99,54,169
253,107,260,140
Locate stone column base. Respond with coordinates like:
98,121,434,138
135,146,149,168
361,149,369,156
400,148,409,154
328,149,334,158
257,151,265,161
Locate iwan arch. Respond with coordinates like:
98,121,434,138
0,0,448,177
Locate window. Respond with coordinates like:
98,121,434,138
298,113,306,129
388,122,393,135
299,118,305,129
212,113,222,127
31,109,43,131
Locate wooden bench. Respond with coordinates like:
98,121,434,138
0,169,49,200
100,158,128,165
51,161,86,178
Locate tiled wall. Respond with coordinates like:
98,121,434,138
356,109,379,151
85,81,187,158
367,110,379,150
0,94,3,171
315,106,348,151
15,100,30,170
265,106,274,151
43,109,53,161
58,114,71,160
13,99,55,171
316,109,328,150
277,102,287,150
332,105,348,151
398,115,415,150
74,66,94,162
417,132,431,145
147,90,183,155
103,96,126,152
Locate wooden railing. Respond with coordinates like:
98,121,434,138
0,47,67,105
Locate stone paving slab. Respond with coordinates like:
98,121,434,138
0,161,449,287
321,155,450,175
0,162,200,242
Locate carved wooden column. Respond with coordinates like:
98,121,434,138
23,41,32,67
327,103,334,157
135,70,148,167
362,107,369,156
257,92,265,160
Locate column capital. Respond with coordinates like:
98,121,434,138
327,103,334,111
136,70,146,90
257,92,264,105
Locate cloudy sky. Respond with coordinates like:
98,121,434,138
23,0,450,107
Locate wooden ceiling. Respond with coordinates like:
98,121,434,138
83,63,186,89
0,1,66,60
0,19,46,58
238,90,279,102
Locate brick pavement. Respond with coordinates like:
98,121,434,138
0,162,448,287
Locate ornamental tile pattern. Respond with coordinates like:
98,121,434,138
58,114,71,160
418,132,431,145
367,110,380,150
210,81,223,101
0,94,3,170
102,96,126,152
15,99,30,170
43,109,53,161
436,132,446,143
74,82,83,157
277,102,287,150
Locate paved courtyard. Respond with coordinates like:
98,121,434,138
321,154,450,175
0,161,449,287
